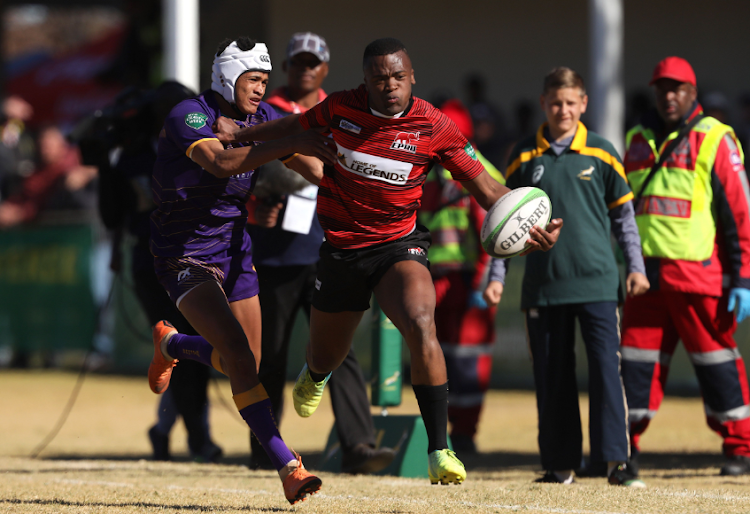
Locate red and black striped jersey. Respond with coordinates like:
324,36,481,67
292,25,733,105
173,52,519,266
299,84,484,249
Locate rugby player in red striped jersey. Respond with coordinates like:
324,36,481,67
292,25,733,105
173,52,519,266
214,37,563,484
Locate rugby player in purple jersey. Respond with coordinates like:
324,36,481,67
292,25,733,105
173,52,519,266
146,36,335,505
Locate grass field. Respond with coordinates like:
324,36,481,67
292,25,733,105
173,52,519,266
1,370,749,513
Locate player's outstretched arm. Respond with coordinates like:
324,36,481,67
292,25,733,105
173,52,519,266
462,169,511,210
285,154,324,186
190,133,334,179
213,114,305,145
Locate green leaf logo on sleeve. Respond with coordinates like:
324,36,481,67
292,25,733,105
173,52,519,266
464,142,477,160
185,112,208,129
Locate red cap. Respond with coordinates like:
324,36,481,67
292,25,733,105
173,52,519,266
649,56,696,86
439,99,474,141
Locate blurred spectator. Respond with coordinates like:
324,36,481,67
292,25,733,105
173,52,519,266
0,125,97,228
736,93,750,152
0,95,35,202
703,91,730,124
497,100,538,174
512,100,536,141
464,73,507,168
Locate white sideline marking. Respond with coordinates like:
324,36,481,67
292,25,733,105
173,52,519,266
49,477,750,512
51,478,625,514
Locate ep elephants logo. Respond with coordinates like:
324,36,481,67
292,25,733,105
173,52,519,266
390,131,419,153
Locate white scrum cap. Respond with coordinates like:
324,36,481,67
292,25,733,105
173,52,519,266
211,41,272,105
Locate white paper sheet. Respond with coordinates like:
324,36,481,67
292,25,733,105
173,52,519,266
281,185,318,234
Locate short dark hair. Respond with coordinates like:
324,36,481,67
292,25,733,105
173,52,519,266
363,38,407,68
216,37,257,57
543,67,586,96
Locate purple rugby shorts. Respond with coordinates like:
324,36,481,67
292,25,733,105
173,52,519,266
154,232,259,307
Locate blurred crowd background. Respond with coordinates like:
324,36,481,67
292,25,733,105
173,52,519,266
1,0,750,394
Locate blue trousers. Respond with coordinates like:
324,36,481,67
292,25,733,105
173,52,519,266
526,301,629,470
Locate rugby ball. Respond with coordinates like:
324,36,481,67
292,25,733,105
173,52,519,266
480,187,552,258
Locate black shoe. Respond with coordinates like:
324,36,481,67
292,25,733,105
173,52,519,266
451,435,478,454
534,471,574,484
341,444,396,474
608,462,646,487
148,426,170,461
575,460,608,478
720,455,750,476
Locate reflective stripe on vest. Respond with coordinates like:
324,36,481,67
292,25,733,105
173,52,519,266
421,167,476,266
625,117,737,261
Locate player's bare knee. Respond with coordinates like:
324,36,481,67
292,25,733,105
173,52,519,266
404,308,435,341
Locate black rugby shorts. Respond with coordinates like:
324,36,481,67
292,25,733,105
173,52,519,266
312,225,431,313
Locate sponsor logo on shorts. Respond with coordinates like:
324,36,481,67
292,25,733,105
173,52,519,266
185,112,208,129
390,131,419,154
177,268,191,282
499,201,549,252
407,247,425,256
578,166,594,180
532,165,544,184
335,143,413,185
315,278,321,291
339,119,362,134
464,142,477,160
528,308,539,319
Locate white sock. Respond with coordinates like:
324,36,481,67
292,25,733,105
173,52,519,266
278,458,299,481
553,470,574,484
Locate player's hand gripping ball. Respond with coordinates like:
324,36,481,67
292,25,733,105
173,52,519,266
480,187,552,258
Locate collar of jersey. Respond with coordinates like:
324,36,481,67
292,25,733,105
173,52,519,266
371,107,404,118
536,121,587,154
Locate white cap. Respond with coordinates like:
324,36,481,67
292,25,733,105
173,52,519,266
211,41,272,105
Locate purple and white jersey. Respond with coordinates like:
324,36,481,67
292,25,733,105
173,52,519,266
150,90,284,258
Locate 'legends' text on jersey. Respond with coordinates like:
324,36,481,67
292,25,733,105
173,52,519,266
300,85,484,249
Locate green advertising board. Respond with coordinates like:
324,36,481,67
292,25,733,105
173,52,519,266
0,224,97,351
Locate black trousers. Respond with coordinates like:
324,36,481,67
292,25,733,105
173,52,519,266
133,267,211,455
526,301,629,471
251,263,375,458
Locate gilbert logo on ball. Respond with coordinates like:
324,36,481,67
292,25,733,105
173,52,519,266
480,187,552,258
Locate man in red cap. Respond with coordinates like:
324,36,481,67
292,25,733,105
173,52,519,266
621,56,750,476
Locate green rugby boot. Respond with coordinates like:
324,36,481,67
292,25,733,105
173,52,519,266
428,449,466,485
292,363,331,418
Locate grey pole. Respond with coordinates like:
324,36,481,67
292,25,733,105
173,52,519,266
589,0,625,156
163,0,199,92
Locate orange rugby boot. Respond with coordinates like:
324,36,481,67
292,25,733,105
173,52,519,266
148,320,178,394
282,455,322,505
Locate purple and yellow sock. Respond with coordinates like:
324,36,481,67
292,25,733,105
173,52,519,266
234,384,295,471
166,333,226,375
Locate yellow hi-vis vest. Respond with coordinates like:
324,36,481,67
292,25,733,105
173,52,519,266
625,117,744,261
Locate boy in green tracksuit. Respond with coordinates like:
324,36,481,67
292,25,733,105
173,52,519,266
484,67,649,486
